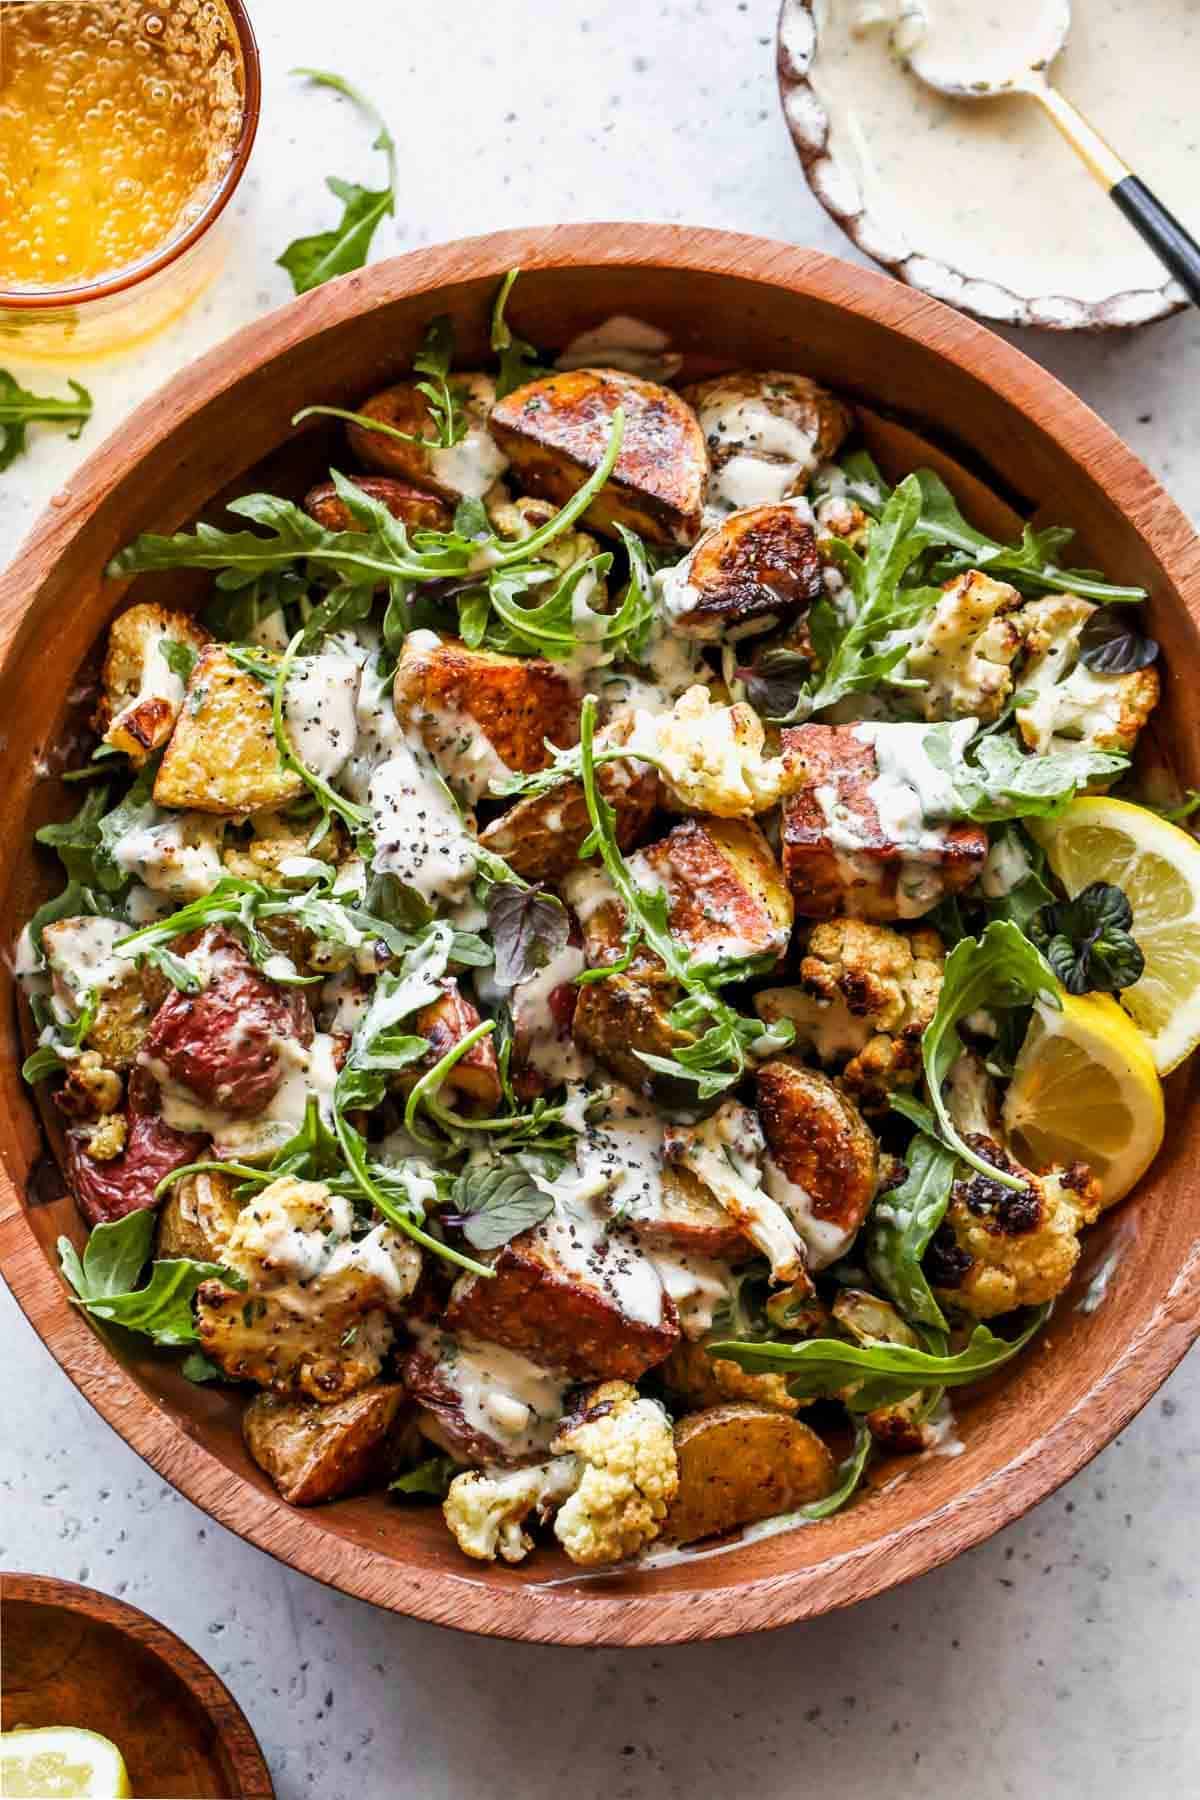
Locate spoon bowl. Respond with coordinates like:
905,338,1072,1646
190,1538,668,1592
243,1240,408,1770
898,0,1071,97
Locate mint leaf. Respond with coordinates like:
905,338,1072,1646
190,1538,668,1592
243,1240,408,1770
449,1161,554,1251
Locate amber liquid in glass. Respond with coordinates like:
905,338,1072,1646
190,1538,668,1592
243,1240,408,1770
0,0,245,292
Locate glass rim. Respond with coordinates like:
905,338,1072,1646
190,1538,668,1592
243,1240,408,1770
0,0,262,310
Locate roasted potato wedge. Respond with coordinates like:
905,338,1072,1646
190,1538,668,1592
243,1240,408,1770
393,635,580,803
156,1169,242,1263
154,645,303,816
570,969,694,1094
444,1222,679,1382
304,475,454,535
662,1404,837,1544
659,1339,800,1416
94,603,211,766
345,371,508,502
626,1163,755,1260
781,724,986,921
658,502,823,641
755,1060,879,1269
680,370,853,523
243,1384,408,1506
410,980,503,1109
489,368,708,547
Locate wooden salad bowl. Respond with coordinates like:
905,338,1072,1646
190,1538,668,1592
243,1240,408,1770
1,225,1198,1646
2,1573,273,1797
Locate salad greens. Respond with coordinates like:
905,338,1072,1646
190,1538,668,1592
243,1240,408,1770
58,1210,244,1348
278,70,397,295
866,1135,959,1332
1032,880,1146,996
0,369,92,472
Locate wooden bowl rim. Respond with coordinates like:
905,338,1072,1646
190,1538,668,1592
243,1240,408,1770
2,222,1199,1646
2,1572,274,1797
775,0,1185,333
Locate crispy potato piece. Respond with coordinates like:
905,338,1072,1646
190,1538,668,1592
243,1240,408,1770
41,917,164,1072
662,1404,837,1544
304,475,454,535
680,370,853,523
627,1164,755,1260
243,1384,407,1505
570,969,694,1094
410,979,503,1108
444,1223,679,1382
781,724,986,921
94,602,211,765
401,1330,567,1466
660,1339,800,1416
154,645,302,816
393,635,580,802
755,1060,879,1269
657,502,823,641
345,371,508,502
489,368,708,547
156,1169,243,1263
581,817,793,974
478,716,659,883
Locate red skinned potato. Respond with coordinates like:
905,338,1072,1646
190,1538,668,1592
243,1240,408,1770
662,1405,838,1544
489,368,708,547
658,502,823,640
142,927,313,1116
65,1072,208,1227
410,980,503,1109
304,475,454,535
345,372,507,503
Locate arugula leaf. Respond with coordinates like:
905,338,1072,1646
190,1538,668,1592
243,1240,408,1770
977,825,1056,932
487,883,568,988
925,727,1129,824
922,922,1060,1190
390,1454,459,1500
1031,880,1145,995
229,636,371,842
491,269,548,400
798,1419,874,1520
866,1135,957,1331
0,371,92,472
804,476,934,717
181,1351,223,1383
708,1306,1050,1410
292,315,470,455
160,638,198,683
34,785,123,893
1153,789,1200,824
448,1160,554,1251
278,70,396,294
57,1210,243,1348
22,987,98,1085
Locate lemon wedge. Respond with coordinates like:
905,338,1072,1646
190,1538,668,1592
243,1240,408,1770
1002,991,1164,1209
0,1727,131,1798
1029,796,1200,1074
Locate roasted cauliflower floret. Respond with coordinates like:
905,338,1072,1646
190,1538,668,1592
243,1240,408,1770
756,918,944,1111
755,919,944,1112
79,1110,128,1162
54,1049,124,1120
195,1176,421,1402
550,1381,679,1566
903,570,1023,724
111,807,226,901
1013,594,1160,755
665,1101,807,1285
621,685,804,817
222,811,343,885
926,1135,1103,1318
95,602,210,765
442,1457,579,1565
487,495,603,575
660,1338,800,1416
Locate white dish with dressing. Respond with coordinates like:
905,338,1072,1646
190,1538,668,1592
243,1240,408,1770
777,0,1195,329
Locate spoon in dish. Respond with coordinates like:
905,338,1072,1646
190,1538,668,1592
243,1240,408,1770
894,0,1200,307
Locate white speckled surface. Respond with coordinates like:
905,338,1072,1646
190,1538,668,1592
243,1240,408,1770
3,4,1200,1795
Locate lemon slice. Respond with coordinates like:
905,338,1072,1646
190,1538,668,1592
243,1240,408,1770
1002,992,1164,1208
0,1727,131,1798
1029,796,1200,1074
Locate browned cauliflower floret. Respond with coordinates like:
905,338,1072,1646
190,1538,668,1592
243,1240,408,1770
903,570,1023,724
54,1050,124,1120
755,918,945,1111
926,1136,1103,1319
621,685,804,817
95,602,210,765
486,495,602,576
79,1110,128,1162
196,1176,421,1402
1013,594,1159,756
222,812,344,886
660,1338,800,1415
441,1380,679,1568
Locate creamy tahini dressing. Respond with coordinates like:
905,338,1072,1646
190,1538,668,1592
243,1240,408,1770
900,0,1067,88
283,651,361,782
418,1327,568,1459
808,0,1199,302
111,809,225,901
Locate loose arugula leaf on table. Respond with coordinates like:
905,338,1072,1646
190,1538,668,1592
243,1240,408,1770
487,883,568,988
278,70,396,294
839,454,1148,605
390,1455,460,1500
866,1134,958,1332
446,1160,554,1251
921,921,1060,1189
708,1306,1050,1411
491,268,549,400
1031,880,1145,996
0,370,92,472
58,1210,244,1348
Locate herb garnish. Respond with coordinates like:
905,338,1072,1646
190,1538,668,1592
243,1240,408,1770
0,370,92,472
1032,880,1145,995
278,70,396,294
58,1210,244,1347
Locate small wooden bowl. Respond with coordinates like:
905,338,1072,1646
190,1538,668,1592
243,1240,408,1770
1,1574,273,1798
776,0,1185,332
1,225,1198,1646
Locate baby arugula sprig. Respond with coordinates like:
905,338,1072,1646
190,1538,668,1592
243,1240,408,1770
278,70,397,296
